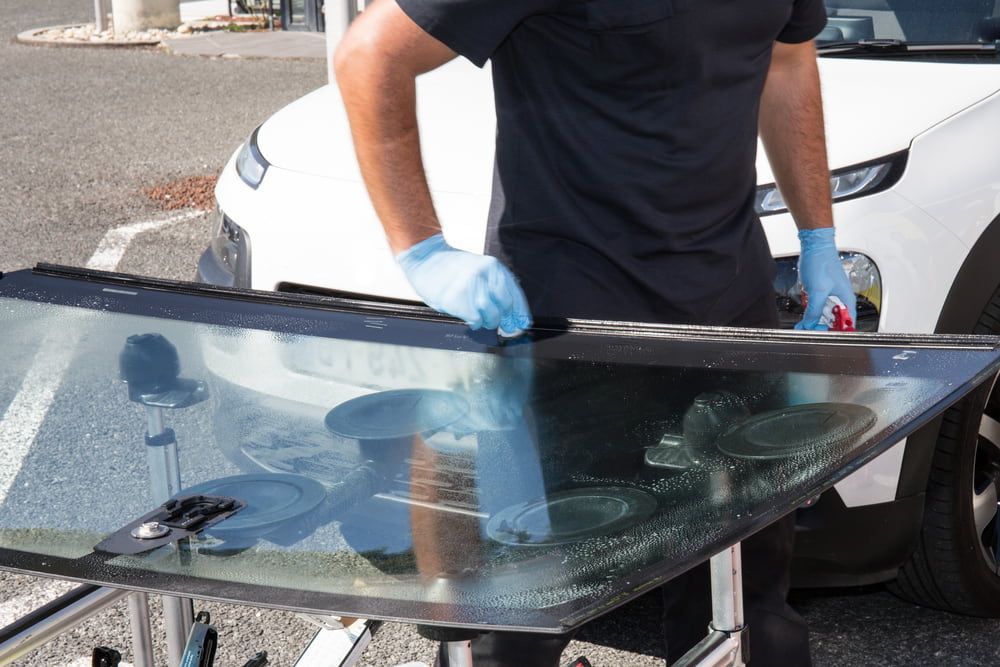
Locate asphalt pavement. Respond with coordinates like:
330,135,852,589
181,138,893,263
2,1,1000,666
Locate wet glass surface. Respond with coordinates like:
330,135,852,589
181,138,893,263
0,270,998,632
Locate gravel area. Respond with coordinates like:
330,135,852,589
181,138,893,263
22,17,269,46
144,174,218,211
29,23,169,44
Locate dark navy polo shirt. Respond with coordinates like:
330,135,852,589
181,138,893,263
396,0,827,324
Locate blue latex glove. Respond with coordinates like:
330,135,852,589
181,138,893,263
397,234,532,336
796,228,857,331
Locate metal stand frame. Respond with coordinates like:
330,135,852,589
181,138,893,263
127,592,155,667
674,543,747,667
0,543,749,667
143,404,196,666
294,618,374,666
444,640,474,667
0,585,130,662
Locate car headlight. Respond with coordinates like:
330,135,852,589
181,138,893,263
756,151,907,216
235,126,270,189
773,252,882,331
209,213,252,288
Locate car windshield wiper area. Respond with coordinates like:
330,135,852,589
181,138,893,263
818,39,999,57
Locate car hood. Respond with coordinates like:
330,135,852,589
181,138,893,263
256,59,498,198
256,57,1000,189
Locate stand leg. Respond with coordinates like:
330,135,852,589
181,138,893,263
0,586,129,661
127,593,154,667
445,640,473,667
672,543,747,667
710,543,744,636
163,596,194,667
145,406,182,500
144,405,193,666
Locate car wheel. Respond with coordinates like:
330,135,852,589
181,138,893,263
890,288,1000,616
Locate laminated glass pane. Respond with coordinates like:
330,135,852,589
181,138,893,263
0,268,998,632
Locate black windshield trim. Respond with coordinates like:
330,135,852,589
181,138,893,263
14,265,999,351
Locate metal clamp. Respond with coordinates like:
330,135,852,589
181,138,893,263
95,495,245,556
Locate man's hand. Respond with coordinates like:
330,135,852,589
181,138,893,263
796,228,856,330
398,234,532,335
336,2,532,334
759,40,856,329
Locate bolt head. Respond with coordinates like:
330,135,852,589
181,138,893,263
131,521,170,540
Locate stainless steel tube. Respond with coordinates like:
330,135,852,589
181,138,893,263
145,405,179,502
709,543,744,633
163,438,182,499
673,544,747,667
127,593,155,667
146,444,172,503
92,0,108,32
0,585,129,662
445,640,474,667
145,406,165,438
144,405,190,666
672,631,741,667
163,595,194,667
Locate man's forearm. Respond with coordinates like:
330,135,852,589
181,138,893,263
758,40,832,230
336,62,440,253
334,0,456,254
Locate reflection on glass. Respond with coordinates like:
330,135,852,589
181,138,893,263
0,294,996,632
289,0,306,24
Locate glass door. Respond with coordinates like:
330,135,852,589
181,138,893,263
282,0,324,31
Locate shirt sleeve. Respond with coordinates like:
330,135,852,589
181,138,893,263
775,0,827,44
396,0,557,67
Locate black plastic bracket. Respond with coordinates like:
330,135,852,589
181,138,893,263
145,428,177,448
738,625,750,665
95,495,245,556
416,625,482,642
241,651,269,667
134,377,209,410
92,646,122,667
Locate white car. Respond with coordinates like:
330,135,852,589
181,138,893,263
198,2,1000,616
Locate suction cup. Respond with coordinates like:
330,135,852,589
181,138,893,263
182,473,327,539
487,487,657,547
324,389,469,441
716,402,877,460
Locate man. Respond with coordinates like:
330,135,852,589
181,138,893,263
335,0,855,664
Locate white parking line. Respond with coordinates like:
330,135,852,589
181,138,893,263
0,331,82,508
86,210,202,272
0,210,201,508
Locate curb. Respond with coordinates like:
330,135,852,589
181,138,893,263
160,45,325,62
15,24,163,48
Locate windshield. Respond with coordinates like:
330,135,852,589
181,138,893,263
821,0,1000,44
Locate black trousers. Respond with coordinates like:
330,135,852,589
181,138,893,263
438,289,811,667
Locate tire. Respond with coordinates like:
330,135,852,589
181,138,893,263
890,288,1000,616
